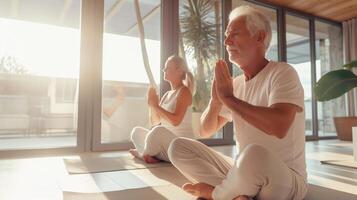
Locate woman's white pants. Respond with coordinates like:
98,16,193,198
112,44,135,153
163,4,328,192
130,125,177,162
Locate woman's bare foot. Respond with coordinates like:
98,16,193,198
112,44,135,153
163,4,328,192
129,149,161,164
143,155,161,164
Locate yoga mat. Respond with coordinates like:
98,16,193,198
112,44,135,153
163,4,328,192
325,143,353,148
321,159,357,169
63,185,195,200
64,155,171,174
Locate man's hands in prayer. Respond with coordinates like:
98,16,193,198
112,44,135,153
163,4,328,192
210,80,222,107
182,182,214,200
214,59,234,105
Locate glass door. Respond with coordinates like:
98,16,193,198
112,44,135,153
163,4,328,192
285,14,313,136
93,0,161,150
178,0,225,141
0,0,81,150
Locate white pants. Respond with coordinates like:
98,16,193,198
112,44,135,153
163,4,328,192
130,125,177,162
168,137,308,200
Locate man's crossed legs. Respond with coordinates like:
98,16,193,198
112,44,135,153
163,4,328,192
168,138,307,200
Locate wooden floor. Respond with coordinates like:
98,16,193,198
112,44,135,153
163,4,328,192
305,140,357,200
0,140,356,200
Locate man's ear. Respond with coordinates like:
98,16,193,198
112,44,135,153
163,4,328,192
256,30,266,44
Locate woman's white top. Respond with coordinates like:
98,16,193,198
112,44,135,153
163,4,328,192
159,86,194,138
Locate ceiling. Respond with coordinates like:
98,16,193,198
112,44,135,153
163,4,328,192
0,0,161,40
0,0,349,65
261,0,357,22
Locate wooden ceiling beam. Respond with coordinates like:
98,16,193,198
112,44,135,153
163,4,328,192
318,1,357,16
333,5,357,21
261,0,357,22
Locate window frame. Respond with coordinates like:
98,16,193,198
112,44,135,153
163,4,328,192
0,0,346,157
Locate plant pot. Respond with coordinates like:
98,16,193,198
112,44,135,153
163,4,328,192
333,117,357,141
353,127,357,161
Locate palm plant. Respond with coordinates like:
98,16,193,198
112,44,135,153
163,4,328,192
180,0,219,112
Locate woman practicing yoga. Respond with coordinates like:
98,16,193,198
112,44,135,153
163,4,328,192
129,55,196,163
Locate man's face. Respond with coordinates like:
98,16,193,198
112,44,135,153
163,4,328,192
224,16,260,66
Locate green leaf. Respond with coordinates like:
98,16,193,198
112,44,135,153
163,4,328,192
314,69,357,101
342,60,357,69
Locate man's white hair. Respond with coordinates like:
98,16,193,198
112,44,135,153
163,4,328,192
229,5,272,51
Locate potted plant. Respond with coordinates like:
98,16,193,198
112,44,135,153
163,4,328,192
314,60,357,140
179,0,219,138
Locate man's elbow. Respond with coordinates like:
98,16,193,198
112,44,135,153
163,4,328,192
171,121,180,126
172,121,180,127
274,126,290,139
198,127,212,138
275,132,287,139
171,117,184,126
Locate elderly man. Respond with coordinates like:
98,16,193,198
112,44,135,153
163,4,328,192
168,5,308,200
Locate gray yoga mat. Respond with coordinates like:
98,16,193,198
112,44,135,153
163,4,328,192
63,155,171,174
321,159,357,169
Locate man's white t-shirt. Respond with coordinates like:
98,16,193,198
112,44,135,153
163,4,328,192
219,61,307,181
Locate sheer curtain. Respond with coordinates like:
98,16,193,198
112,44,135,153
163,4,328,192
343,17,357,116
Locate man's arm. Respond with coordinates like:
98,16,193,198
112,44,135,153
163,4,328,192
200,80,229,138
215,60,302,139
223,98,300,139
200,100,228,138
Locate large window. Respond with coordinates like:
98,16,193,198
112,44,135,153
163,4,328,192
0,0,80,149
231,0,345,138
315,20,345,137
0,0,346,155
285,14,313,136
100,0,161,145
179,0,224,139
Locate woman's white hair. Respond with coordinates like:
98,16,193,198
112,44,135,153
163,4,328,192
229,5,272,51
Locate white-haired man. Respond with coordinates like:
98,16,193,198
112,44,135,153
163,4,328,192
168,5,308,200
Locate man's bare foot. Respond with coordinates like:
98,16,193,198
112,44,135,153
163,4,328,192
129,149,142,159
233,195,251,200
182,182,214,200
143,155,161,164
